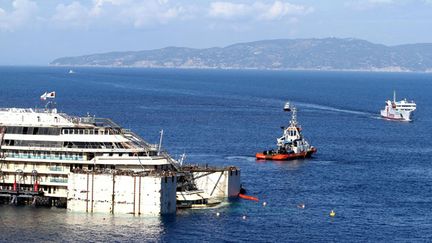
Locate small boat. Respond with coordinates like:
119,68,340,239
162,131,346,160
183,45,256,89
68,69,75,74
256,106,317,161
380,91,416,122
176,190,221,208
283,102,291,111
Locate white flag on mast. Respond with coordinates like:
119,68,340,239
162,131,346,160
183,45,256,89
40,92,47,100
46,91,56,98
40,91,56,100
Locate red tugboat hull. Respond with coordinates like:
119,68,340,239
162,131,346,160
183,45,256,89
256,148,317,161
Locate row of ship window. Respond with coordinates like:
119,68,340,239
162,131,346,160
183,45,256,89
0,185,64,194
62,128,121,135
2,150,156,161
4,151,84,161
0,174,67,185
3,126,121,136
3,139,131,149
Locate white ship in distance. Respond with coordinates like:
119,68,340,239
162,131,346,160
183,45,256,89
380,91,416,122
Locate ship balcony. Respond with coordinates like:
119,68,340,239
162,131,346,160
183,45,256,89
47,178,68,184
39,178,69,187
0,178,68,187
43,192,67,198
1,145,148,154
0,174,68,194
0,167,69,175
4,153,84,161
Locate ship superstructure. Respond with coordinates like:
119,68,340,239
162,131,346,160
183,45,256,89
380,91,416,121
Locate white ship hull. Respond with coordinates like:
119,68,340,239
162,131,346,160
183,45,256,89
380,107,412,121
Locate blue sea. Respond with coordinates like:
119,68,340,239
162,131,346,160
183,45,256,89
1,66,432,242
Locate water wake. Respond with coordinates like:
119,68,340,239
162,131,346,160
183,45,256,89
225,156,257,162
295,102,373,116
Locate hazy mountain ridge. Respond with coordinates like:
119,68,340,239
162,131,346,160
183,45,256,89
51,38,432,72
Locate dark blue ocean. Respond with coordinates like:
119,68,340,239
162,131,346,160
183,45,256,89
1,66,432,242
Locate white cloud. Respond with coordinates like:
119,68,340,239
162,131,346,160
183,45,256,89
118,1,187,27
90,0,132,17
53,2,90,24
0,0,38,31
256,1,313,20
345,0,395,10
50,0,191,29
208,2,251,19
208,1,313,21
368,0,393,3
1,0,313,31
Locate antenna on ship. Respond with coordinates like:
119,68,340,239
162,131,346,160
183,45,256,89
178,153,186,166
158,129,164,155
290,106,298,126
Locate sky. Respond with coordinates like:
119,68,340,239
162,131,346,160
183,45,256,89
0,0,431,65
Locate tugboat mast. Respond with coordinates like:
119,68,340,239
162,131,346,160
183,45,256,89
290,107,298,127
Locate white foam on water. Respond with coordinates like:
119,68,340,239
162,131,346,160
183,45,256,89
310,160,337,165
225,156,257,162
295,101,372,116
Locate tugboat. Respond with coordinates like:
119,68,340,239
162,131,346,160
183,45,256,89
256,106,317,160
380,91,416,122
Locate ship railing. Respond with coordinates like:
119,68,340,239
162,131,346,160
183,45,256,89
28,143,63,148
0,108,38,113
0,108,67,114
116,130,180,170
71,167,176,177
5,152,84,161
33,108,55,113
49,166,65,172
123,130,154,149
159,150,181,171
60,113,96,124
49,178,68,183
4,145,147,156
94,118,121,128
23,142,144,150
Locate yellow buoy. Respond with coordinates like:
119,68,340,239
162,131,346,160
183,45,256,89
329,210,336,217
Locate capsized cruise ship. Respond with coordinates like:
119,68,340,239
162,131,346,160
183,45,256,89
0,94,240,214
380,91,416,121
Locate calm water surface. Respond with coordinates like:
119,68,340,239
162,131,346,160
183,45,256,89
0,67,432,242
